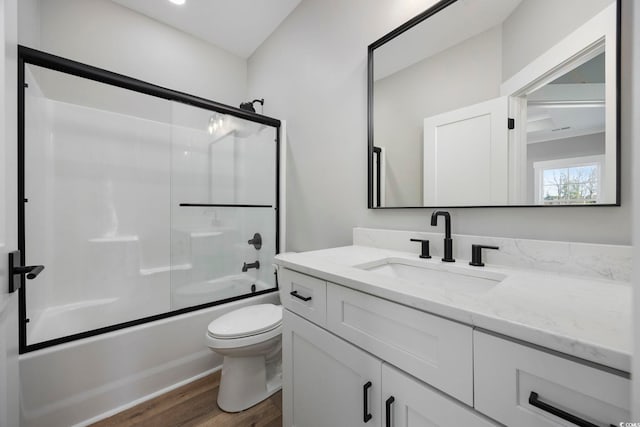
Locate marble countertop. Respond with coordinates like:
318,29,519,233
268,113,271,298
275,245,632,373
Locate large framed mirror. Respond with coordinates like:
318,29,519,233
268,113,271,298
368,0,620,208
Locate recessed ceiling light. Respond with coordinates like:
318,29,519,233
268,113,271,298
169,0,186,5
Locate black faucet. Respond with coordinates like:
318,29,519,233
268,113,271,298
469,244,499,267
430,211,455,262
242,261,260,272
410,238,431,259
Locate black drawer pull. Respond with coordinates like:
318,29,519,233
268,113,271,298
290,290,312,301
385,396,395,427
529,392,603,427
363,381,372,422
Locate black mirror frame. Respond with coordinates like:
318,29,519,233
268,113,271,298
367,0,621,209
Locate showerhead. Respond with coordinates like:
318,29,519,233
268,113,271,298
239,102,255,112
239,98,264,113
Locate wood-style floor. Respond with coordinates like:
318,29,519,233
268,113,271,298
91,371,282,427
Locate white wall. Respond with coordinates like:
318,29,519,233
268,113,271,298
22,0,247,107
248,0,633,252
16,0,39,49
0,0,20,424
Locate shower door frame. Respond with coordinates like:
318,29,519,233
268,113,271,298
17,46,281,354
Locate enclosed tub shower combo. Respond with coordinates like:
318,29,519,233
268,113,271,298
14,46,282,425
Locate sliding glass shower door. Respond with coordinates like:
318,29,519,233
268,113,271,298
170,102,277,310
19,49,279,352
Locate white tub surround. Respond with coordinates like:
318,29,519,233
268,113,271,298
275,228,631,372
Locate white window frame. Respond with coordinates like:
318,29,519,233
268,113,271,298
534,155,605,205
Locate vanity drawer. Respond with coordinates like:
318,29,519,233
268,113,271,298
279,268,327,326
474,331,630,427
326,283,473,405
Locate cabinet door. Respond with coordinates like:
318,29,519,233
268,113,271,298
381,364,497,427
283,310,382,427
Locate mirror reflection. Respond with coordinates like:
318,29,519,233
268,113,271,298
370,0,618,207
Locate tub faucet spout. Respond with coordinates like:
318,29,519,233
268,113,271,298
242,261,260,272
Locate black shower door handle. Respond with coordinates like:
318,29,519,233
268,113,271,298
8,250,44,293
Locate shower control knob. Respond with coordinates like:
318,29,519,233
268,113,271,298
247,233,262,250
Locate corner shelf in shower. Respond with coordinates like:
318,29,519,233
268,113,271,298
88,235,139,243
139,263,192,276
189,231,223,238
179,203,273,208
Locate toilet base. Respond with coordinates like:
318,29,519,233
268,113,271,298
216,353,282,413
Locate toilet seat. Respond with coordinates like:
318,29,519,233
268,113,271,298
207,324,282,349
206,304,282,349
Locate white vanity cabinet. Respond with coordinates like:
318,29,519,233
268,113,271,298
282,309,495,427
279,267,630,427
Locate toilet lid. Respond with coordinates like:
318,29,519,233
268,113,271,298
207,304,282,339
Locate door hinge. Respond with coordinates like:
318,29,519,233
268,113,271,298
508,118,515,130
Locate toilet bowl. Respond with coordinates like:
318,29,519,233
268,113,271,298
206,303,283,412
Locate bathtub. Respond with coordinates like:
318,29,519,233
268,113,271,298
19,291,279,427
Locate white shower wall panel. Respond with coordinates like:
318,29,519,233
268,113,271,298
48,101,171,304
24,95,173,340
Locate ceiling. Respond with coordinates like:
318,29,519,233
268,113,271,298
527,53,606,144
111,0,301,58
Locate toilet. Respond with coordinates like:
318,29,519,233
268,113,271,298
206,303,283,412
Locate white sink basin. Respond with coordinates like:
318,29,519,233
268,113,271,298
357,257,506,294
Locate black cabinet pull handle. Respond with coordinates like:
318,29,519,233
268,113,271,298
385,396,395,427
363,381,372,422
529,392,602,427
290,290,312,302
